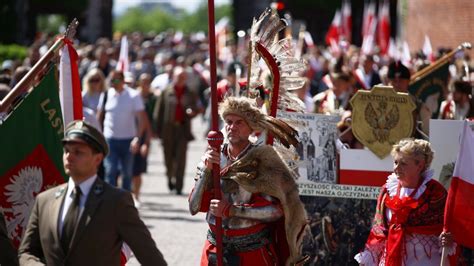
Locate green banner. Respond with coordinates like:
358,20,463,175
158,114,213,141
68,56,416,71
409,61,450,118
0,68,67,247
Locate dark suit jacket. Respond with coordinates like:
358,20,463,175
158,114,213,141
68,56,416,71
152,84,198,141
18,178,166,266
0,209,18,266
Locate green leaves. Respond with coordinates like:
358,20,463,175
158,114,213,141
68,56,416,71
114,3,232,34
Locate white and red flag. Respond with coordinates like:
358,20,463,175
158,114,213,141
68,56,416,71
325,10,341,46
59,39,83,125
341,0,352,44
422,35,435,62
304,31,315,48
377,0,390,55
401,40,412,67
387,37,398,60
362,2,376,40
444,121,474,249
361,17,377,55
116,36,130,72
339,149,392,187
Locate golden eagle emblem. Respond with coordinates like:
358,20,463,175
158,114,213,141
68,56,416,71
350,85,416,159
364,101,399,144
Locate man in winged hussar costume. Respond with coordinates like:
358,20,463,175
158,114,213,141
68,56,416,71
189,7,310,265
189,97,308,266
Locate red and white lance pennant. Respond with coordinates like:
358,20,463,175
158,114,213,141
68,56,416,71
117,36,130,73
59,38,132,264
59,38,83,126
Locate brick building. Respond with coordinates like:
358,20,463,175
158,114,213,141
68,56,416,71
404,0,474,55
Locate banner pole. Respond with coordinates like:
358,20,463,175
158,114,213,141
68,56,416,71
206,1,224,265
0,19,79,113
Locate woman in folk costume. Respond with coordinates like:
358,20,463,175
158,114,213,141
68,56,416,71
355,138,456,266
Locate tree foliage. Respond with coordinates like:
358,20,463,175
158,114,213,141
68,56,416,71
114,2,232,34
0,45,28,64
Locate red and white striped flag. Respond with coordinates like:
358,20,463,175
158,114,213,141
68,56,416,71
377,0,390,55
361,17,377,55
325,10,341,46
387,37,398,60
304,31,315,48
422,35,435,62
341,0,352,44
362,2,376,39
116,36,129,72
339,149,392,187
59,39,83,125
401,41,412,67
444,121,474,249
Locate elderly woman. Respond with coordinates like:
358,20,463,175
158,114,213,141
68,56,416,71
355,138,455,266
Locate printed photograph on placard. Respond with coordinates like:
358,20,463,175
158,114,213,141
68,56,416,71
278,111,340,184
300,195,376,265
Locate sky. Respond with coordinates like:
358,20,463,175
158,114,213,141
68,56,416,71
113,0,230,15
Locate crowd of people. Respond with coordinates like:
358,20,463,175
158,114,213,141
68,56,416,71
0,15,473,265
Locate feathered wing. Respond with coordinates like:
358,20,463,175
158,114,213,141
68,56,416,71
364,102,379,128
279,93,306,113
248,8,308,114
250,8,271,42
258,116,299,148
385,104,399,130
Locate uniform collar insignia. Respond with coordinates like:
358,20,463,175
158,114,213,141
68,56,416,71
55,187,66,198
93,183,104,195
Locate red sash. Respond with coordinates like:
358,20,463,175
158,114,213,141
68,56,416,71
383,181,442,266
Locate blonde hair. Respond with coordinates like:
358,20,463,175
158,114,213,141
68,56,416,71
82,68,106,95
391,138,434,169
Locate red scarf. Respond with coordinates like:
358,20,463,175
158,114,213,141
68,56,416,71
384,183,420,266
364,178,449,266
174,85,185,123
383,181,443,266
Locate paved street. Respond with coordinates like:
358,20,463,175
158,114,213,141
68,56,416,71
127,118,210,265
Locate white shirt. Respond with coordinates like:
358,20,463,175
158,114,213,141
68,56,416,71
59,175,98,236
151,72,170,91
82,107,102,132
98,87,144,139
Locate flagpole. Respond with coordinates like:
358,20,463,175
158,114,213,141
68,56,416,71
0,19,79,113
410,42,471,84
207,0,224,265
440,247,449,266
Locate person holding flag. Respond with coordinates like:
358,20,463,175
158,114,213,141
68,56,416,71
18,120,166,265
354,138,455,265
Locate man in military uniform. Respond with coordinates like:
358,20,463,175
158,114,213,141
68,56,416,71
19,120,166,266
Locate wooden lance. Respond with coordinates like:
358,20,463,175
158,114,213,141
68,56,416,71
207,0,224,265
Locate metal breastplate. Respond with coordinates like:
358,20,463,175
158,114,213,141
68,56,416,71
207,179,262,229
